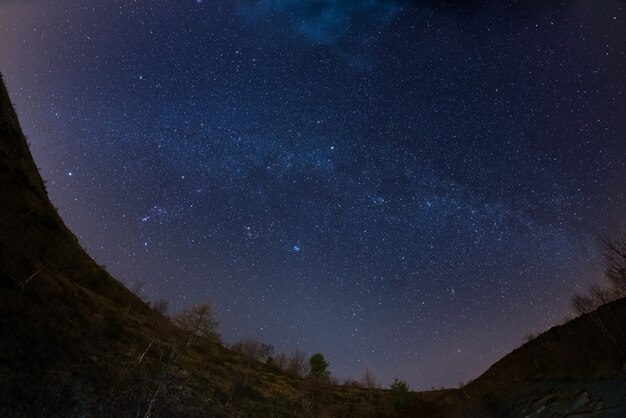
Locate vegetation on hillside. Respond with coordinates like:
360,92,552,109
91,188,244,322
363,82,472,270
572,238,626,315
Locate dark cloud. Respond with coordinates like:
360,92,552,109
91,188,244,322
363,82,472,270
239,0,403,44
237,0,576,69
238,0,573,42
238,0,406,69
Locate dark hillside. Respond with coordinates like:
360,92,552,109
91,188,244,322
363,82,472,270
0,73,184,415
473,298,626,386
453,296,626,417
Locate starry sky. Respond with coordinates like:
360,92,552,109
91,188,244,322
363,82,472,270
1,0,625,389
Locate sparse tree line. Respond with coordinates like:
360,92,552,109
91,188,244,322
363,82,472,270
60,234,623,416
133,289,411,396
226,335,408,394
228,336,389,390
572,237,626,315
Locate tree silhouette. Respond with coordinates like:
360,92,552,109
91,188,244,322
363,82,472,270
572,237,626,315
361,368,378,399
389,378,409,410
604,238,626,297
309,353,329,378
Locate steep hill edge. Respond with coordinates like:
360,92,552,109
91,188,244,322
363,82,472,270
451,296,626,416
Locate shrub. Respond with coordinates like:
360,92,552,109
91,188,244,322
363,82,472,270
269,352,288,371
389,378,409,410
308,353,329,379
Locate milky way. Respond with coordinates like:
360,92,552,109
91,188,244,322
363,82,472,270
1,0,625,388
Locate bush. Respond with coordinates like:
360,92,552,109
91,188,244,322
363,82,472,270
267,352,288,372
308,353,329,379
389,378,409,410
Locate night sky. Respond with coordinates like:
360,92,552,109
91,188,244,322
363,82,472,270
1,0,625,389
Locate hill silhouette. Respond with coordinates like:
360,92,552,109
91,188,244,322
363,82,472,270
1,74,626,417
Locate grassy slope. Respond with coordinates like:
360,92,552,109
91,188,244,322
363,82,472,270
2,73,626,417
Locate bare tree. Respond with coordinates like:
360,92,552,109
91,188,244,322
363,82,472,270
572,237,626,315
572,293,599,315
130,279,147,299
590,284,613,305
286,350,309,378
172,302,220,346
123,279,146,319
151,299,169,316
603,238,626,297
361,368,378,399
362,368,378,388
